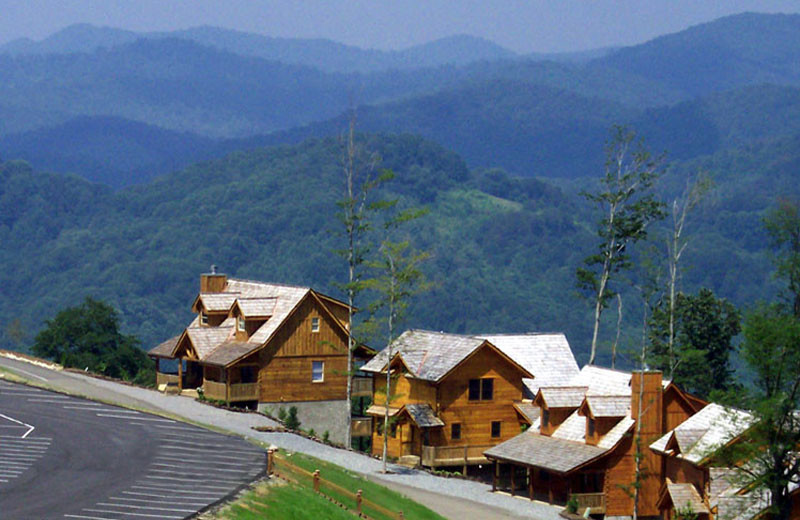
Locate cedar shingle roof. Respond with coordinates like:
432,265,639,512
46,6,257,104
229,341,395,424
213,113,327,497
197,293,239,312
236,297,276,318
484,430,607,474
477,333,579,395
584,395,630,418
186,326,234,359
360,330,489,382
150,335,180,358
538,386,588,408
650,403,754,465
513,401,540,424
663,482,710,514
403,404,445,428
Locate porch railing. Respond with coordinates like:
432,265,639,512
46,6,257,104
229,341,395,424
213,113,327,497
203,380,259,402
421,444,493,467
351,417,372,437
156,372,180,387
569,492,606,514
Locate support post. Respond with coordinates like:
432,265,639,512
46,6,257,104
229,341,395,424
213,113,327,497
177,359,183,391
267,448,275,475
548,480,553,505
511,464,516,496
492,461,498,492
529,467,534,500
313,470,320,493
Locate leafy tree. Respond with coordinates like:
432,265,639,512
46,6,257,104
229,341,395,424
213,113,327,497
648,288,740,399
716,304,800,520
32,297,152,384
577,126,666,365
366,237,429,473
764,198,800,317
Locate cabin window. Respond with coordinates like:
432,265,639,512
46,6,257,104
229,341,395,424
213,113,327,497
311,316,320,332
200,312,208,325
390,422,397,438
311,361,324,382
240,365,257,383
237,316,245,332
588,417,596,438
468,378,494,401
542,408,550,428
451,423,461,440
491,421,501,438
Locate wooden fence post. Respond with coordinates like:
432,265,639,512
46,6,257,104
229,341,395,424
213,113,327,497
313,470,320,493
356,489,362,515
266,448,274,475
398,512,404,519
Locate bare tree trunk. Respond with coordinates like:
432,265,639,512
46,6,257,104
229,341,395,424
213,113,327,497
612,294,622,369
344,118,355,449
382,255,397,474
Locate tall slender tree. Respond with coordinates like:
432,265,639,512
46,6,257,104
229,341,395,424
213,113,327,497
577,126,666,365
335,116,393,448
665,173,711,377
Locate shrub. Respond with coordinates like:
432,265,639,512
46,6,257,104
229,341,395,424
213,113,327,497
285,406,301,430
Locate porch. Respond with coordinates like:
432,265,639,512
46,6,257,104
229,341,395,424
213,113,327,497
421,444,493,468
202,379,259,402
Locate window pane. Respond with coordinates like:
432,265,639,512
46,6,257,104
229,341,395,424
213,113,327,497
491,421,501,438
468,379,480,400
312,361,324,382
451,423,461,440
481,378,494,400
311,317,320,332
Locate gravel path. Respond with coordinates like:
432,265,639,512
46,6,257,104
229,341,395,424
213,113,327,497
0,355,561,520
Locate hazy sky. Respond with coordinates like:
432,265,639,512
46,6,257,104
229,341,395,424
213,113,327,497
2,1,800,53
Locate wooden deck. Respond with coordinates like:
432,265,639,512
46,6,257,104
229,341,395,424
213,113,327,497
203,380,259,402
351,417,372,437
570,492,606,514
421,444,493,468
352,376,373,397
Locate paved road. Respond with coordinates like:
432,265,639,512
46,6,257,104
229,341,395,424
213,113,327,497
0,379,265,520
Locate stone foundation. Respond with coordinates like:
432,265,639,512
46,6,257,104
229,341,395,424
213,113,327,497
259,399,350,445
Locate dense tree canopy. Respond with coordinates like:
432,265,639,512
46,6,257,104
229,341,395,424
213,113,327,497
32,297,152,384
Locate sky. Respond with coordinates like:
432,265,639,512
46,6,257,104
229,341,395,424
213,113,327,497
2,0,800,54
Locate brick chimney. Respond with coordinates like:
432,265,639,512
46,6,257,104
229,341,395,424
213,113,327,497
200,265,227,293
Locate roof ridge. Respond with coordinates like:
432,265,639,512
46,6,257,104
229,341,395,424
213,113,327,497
478,332,565,337
227,278,311,290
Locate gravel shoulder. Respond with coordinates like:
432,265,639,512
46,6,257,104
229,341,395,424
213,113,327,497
0,355,561,520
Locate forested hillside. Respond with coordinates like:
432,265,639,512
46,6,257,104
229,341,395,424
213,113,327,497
0,131,789,366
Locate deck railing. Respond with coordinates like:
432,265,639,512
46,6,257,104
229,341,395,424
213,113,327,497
156,372,180,387
570,492,606,514
202,380,259,402
351,417,372,437
421,444,493,467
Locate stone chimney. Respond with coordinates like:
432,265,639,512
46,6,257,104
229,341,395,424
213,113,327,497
200,265,227,293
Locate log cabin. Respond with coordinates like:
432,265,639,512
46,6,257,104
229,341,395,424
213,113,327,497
648,403,800,520
148,271,374,444
360,330,580,471
485,367,705,518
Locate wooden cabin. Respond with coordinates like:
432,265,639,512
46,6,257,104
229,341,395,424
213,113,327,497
485,367,705,518
360,330,580,471
148,272,374,444
648,403,788,520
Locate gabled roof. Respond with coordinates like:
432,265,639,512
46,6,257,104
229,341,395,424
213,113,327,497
536,386,588,409
658,482,710,514
402,403,445,428
650,403,754,466
150,335,180,358
149,278,352,368
581,395,631,418
485,430,607,474
513,401,540,424
360,330,532,383
476,333,579,395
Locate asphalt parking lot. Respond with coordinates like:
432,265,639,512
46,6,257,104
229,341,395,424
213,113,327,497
0,379,266,520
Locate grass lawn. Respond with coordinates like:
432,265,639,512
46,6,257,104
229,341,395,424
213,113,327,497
214,450,446,520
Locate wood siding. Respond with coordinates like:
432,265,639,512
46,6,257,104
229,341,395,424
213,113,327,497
437,346,526,449
665,458,707,496
257,295,349,403
663,386,697,432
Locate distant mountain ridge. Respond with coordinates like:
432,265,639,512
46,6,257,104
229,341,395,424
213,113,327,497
0,23,519,72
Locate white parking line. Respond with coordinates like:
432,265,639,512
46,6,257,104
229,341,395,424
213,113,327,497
130,485,226,495
95,414,173,423
0,413,35,438
110,496,208,505
150,462,249,473
83,507,185,518
158,444,257,455
64,515,118,520
96,502,196,513
123,490,221,500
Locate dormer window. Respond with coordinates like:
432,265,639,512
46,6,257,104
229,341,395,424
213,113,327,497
588,417,596,437
200,312,208,325
542,408,550,428
311,317,320,333
237,316,245,332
